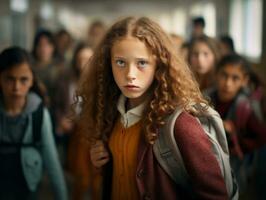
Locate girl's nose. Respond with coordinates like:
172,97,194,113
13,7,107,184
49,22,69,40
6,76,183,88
198,53,205,64
225,78,233,88
13,80,20,91
126,65,137,81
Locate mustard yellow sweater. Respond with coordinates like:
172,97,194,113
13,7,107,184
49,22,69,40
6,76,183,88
109,119,142,200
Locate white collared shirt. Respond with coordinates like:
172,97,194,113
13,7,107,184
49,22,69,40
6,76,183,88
117,95,146,128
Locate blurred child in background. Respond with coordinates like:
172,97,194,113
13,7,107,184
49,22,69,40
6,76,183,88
54,42,93,138
0,47,67,200
190,16,206,40
87,20,106,50
55,29,74,66
206,54,266,198
189,35,220,91
245,64,266,200
53,43,94,200
32,29,62,108
218,35,236,58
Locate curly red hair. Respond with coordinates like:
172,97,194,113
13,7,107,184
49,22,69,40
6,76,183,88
76,17,208,144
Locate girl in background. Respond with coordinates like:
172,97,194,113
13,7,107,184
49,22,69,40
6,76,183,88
32,29,62,108
188,35,220,91
53,43,94,200
0,47,67,200
206,54,266,198
76,17,229,200
54,43,93,137
218,35,236,57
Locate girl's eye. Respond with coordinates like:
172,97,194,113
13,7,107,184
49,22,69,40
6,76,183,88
115,60,126,67
232,75,240,82
21,77,29,84
220,72,228,79
138,60,148,68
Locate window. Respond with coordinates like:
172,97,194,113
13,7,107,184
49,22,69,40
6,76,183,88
229,0,262,61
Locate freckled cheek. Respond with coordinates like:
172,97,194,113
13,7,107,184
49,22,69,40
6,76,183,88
113,71,126,87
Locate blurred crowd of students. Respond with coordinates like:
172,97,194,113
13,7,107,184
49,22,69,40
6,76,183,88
179,17,266,200
0,16,265,200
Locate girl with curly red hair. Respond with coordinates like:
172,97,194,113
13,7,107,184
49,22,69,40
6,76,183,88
76,17,229,200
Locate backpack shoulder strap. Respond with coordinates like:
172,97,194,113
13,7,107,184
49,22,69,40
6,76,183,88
32,103,44,144
194,106,239,200
153,108,190,188
153,105,239,200
196,105,230,154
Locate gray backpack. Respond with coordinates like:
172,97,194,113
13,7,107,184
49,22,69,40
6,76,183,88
153,105,239,200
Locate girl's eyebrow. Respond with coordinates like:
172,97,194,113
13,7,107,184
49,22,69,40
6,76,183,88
136,57,149,60
113,56,125,59
114,56,150,59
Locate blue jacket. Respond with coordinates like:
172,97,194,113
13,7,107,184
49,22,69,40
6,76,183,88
0,92,67,200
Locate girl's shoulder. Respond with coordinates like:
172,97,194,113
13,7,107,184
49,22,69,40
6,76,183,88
24,92,44,114
162,109,207,143
173,111,204,136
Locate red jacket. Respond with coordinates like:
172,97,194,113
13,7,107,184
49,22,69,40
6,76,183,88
102,112,228,200
209,90,266,156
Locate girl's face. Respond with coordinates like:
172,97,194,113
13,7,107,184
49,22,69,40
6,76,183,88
217,64,248,102
36,36,54,62
0,63,33,102
56,33,72,53
190,41,215,75
111,36,156,108
76,48,93,72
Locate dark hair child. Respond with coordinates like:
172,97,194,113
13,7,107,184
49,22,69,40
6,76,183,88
0,47,67,200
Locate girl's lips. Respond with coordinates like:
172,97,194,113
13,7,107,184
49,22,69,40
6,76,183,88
124,85,140,91
125,85,139,88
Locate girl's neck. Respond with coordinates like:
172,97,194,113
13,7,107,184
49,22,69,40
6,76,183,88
197,72,210,80
126,90,152,110
4,97,26,116
126,98,139,111
126,96,148,111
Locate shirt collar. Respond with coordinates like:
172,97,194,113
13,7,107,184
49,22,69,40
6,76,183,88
117,95,146,128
